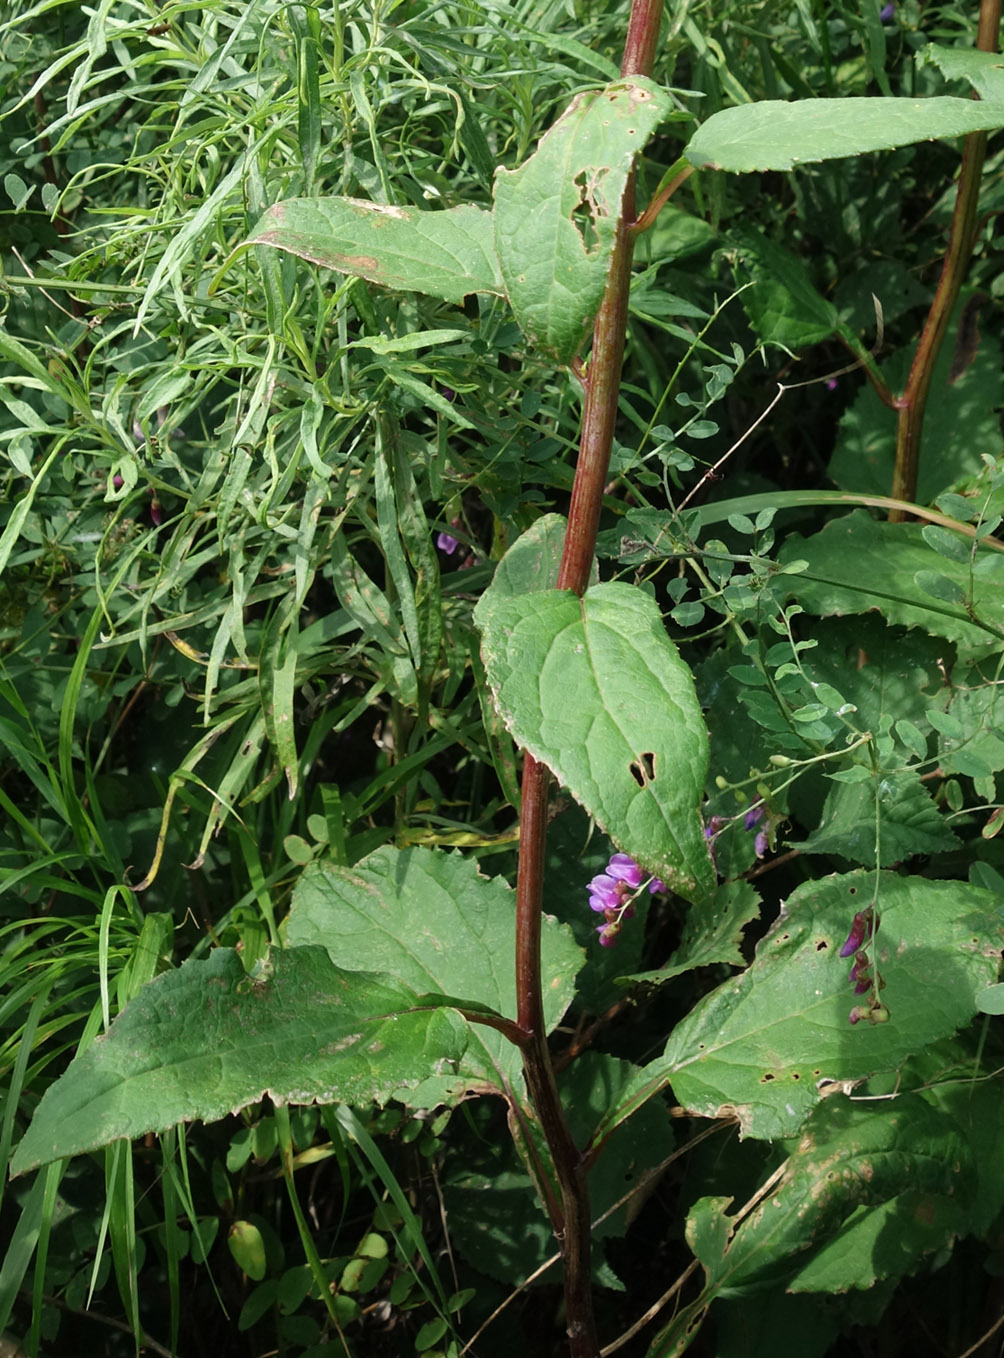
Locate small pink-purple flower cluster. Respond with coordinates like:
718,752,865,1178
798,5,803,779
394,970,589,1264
704,804,769,868
744,805,769,858
839,906,889,1024
587,853,665,948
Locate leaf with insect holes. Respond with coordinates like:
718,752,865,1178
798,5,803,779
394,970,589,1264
475,575,715,904
595,871,1003,1145
493,77,680,363
648,1093,970,1358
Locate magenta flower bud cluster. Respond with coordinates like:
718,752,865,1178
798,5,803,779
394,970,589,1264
838,907,878,958
587,853,665,948
838,906,887,1024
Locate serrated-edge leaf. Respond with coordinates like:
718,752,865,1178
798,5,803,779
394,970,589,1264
475,580,715,902
11,947,469,1176
283,846,582,1098
604,872,1003,1142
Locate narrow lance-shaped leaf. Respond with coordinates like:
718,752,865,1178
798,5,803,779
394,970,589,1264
686,96,1004,174
11,947,469,1176
493,76,681,363
243,197,505,305
475,578,715,903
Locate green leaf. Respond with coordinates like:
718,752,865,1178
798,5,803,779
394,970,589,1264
797,768,958,867
3,173,32,212
283,845,582,1100
475,579,715,903
978,983,1004,1015
607,872,1002,1142
776,510,1004,661
493,77,677,362
245,197,505,305
922,43,1004,101
728,226,845,351
683,1096,968,1301
932,663,1004,779
11,948,469,1176
620,880,761,989
487,512,574,599
685,96,1004,174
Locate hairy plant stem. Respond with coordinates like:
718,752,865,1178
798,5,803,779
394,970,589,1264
512,3,665,1354
888,0,1000,518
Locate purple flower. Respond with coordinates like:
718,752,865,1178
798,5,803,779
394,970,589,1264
436,531,459,555
606,853,644,888
754,830,768,859
744,806,764,832
879,2,894,21
586,852,660,946
586,872,627,912
648,877,667,895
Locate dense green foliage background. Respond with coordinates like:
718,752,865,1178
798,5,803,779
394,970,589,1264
3,2,1004,1356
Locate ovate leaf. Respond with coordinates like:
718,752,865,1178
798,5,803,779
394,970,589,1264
245,197,504,304
621,880,761,989
776,510,1004,661
283,845,582,1100
798,768,958,866
602,872,1002,1143
728,226,846,351
11,947,468,1175
493,77,678,362
686,96,1004,174
475,579,715,903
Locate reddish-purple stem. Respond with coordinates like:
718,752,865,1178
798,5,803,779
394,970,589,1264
889,0,1000,516
511,4,666,1355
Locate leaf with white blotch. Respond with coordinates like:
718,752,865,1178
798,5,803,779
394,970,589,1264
686,96,1004,174
244,197,504,305
598,871,1003,1144
283,845,582,1102
648,1095,969,1358
493,77,679,362
11,947,468,1175
474,579,715,904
